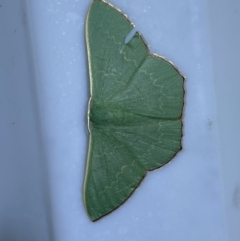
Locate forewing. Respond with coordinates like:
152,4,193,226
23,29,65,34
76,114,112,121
84,127,145,221
86,0,148,102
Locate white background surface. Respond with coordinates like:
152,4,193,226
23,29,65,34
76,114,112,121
1,0,240,240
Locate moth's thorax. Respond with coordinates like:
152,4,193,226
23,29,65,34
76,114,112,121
89,102,135,126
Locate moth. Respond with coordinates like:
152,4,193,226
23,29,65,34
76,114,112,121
84,0,184,221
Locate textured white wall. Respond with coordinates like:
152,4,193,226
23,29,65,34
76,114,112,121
208,1,240,241
0,1,52,241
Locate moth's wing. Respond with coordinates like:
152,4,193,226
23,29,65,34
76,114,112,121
84,116,181,221
86,0,148,102
111,55,185,119
108,117,182,171
84,127,146,221
108,55,184,169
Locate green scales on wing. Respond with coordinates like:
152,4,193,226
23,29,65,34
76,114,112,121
84,0,184,221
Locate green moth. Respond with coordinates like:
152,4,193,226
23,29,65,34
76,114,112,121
84,0,184,221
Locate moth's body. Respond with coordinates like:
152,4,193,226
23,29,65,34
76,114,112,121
90,103,131,126
84,0,184,221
